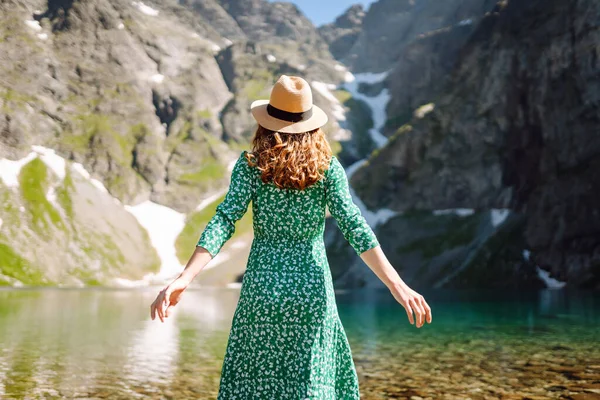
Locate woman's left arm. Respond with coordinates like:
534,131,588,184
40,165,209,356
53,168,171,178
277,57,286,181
151,246,213,322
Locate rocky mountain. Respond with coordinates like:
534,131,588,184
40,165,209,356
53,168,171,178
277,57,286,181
318,4,365,60
339,0,499,73
0,0,351,286
1,0,596,290
346,0,600,289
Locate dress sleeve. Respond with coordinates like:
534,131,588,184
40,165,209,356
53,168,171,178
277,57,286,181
325,156,380,256
196,151,255,258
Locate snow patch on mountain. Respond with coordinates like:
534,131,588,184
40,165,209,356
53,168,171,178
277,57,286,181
151,74,165,83
72,163,110,195
0,146,67,189
345,159,399,227
31,146,66,180
0,153,38,187
342,71,392,148
536,267,567,289
132,1,159,16
124,201,186,280
24,20,41,31
522,250,567,289
491,209,511,227
311,81,346,121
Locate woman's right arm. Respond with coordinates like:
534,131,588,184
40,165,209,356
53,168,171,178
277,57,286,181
325,156,432,328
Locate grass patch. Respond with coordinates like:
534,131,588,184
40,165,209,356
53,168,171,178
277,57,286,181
165,121,192,153
334,89,352,104
0,187,21,230
79,233,127,278
243,79,270,101
197,108,212,119
241,70,274,101
178,160,226,184
0,240,47,285
446,216,535,288
56,168,75,219
19,158,65,233
0,88,37,113
175,194,253,263
388,124,414,144
62,114,135,163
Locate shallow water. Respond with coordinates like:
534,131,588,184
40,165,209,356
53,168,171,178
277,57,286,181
0,287,598,399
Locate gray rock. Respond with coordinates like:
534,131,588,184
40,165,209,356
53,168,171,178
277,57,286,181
383,23,478,136
318,4,365,60
352,0,600,288
343,0,498,72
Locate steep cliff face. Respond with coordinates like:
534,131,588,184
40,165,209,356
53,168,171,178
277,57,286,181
351,0,600,288
382,22,479,136
342,0,498,72
318,4,365,60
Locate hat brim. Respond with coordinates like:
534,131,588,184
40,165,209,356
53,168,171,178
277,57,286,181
250,99,329,134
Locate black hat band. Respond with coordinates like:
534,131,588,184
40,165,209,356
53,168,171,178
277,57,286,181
267,103,313,123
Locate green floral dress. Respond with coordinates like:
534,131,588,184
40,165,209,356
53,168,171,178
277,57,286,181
197,150,380,399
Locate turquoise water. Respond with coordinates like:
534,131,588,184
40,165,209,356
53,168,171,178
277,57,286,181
0,288,598,399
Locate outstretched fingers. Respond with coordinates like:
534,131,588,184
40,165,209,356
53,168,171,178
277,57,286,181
421,296,432,324
150,299,157,320
404,301,415,325
409,298,424,328
154,290,166,322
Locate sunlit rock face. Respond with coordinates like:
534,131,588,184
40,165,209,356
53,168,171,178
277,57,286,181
0,0,349,286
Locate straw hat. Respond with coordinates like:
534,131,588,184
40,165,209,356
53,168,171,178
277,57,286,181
250,75,328,134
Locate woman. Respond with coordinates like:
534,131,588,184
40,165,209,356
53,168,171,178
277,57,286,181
150,75,432,398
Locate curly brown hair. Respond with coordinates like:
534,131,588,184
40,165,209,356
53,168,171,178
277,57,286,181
244,124,333,190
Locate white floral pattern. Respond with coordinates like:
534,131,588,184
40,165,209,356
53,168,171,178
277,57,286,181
197,150,380,399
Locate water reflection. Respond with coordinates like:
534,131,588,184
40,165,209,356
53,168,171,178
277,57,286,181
0,288,598,399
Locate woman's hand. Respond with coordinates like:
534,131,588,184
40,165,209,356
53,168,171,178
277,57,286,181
150,277,189,322
359,246,432,328
390,282,432,328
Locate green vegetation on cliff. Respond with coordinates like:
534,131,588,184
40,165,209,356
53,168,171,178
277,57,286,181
0,240,47,286
179,159,226,184
19,158,65,233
